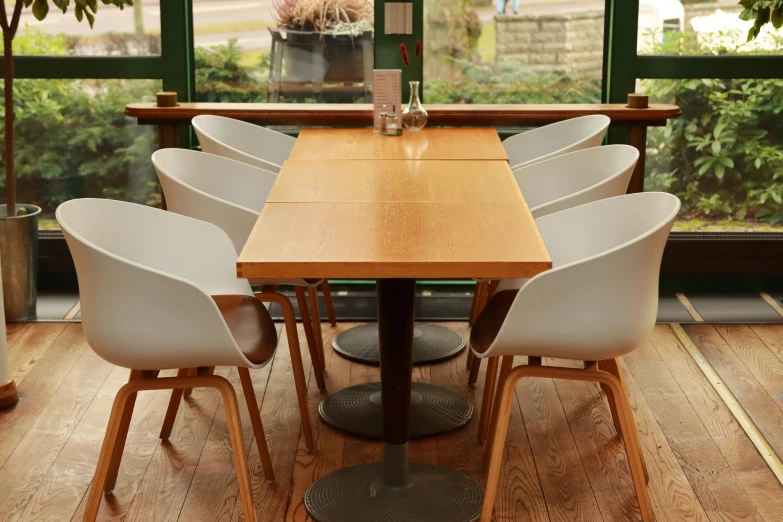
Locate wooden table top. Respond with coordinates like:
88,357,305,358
288,128,509,161
267,160,523,203
238,128,550,280
237,202,551,279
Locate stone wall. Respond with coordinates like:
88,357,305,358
495,10,605,79
683,1,741,29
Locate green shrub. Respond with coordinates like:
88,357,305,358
0,30,159,219
424,58,601,104
644,31,783,225
194,39,270,103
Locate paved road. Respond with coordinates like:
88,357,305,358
16,0,606,53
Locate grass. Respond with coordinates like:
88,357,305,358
194,20,275,37
239,49,267,68
673,218,783,233
478,22,496,63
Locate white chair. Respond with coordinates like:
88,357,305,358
57,198,286,522
153,149,328,399
472,192,680,522
188,120,338,327
502,115,611,170
192,114,295,173
467,145,639,377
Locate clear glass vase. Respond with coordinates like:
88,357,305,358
402,81,428,131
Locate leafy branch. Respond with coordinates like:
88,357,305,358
739,0,783,41
23,0,133,28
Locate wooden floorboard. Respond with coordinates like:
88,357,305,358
3,322,783,521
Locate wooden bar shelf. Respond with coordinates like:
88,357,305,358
126,102,680,128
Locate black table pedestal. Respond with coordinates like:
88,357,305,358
304,279,482,522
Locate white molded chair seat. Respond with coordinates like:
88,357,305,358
57,198,270,371
516,144,638,219
192,114,295,173
153,148,321,288
474,192,678,522
57,198,280,522
153,148,330,393
467,144,638,333
503,115,611,170
474,192,679,361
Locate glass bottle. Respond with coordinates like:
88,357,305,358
402,81,428,131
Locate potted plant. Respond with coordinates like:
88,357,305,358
0,0,131,320
270,0,374,83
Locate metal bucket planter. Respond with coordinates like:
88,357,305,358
0,204,40,320
279,30,371,83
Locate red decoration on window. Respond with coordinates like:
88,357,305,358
400,43,410,66
415,39,422,57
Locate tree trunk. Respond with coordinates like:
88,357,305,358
4,32,15,215
134,0,144,36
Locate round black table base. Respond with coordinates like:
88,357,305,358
304,462,482,522
332,323,465,365
319,382,473,439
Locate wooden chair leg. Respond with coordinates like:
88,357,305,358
210,375,259,522
308,286,326,371
183,367,198,399
483,356,514,469
159,368,192,440
487,280,499,300
238,367,275,482
601,368,654,521
468,354,482,385
87,373,259,522
84,376,141,521
466,351,476,373
477,356,500,443
598,359,623,434
480,364,523,522
468,281,482,328
104,370,161,492
295,286,326,391
321,280,337,326
468,282,490,384
255,292,316,451
481,363,653,522
600,358,650,484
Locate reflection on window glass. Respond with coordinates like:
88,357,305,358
637,0,783,56
13,0,160,56
643,77,783,232
193,0,374,103
423,1,603,103
0,75,160,230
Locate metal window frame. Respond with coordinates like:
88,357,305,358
603,0,783,274
21,0,783,281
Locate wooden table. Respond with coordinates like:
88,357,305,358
237,128,551,522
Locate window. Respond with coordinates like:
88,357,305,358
193,0,374,104
0,79,160,230
423,1,604,104
16,0,161,56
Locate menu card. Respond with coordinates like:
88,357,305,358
373,69,402,132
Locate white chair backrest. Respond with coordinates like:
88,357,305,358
192,115,296,173
515,145,638,219
153,149,275,254
503,115,611,170
57,198,256,371
488,192,680,361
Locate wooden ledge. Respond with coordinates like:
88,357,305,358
126,102,681,127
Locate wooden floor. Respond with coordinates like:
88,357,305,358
1,321,783,521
